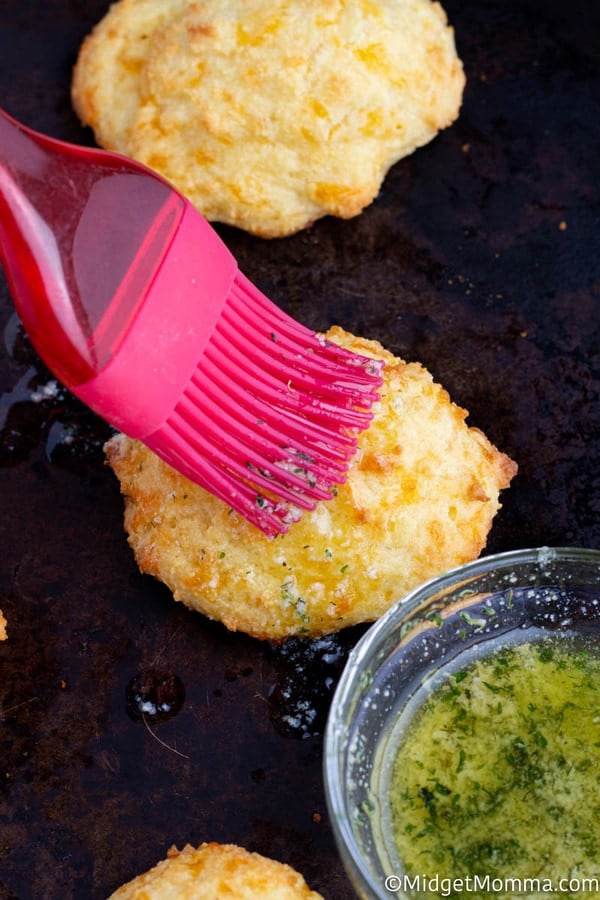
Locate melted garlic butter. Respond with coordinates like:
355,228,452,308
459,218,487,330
389,637,600,899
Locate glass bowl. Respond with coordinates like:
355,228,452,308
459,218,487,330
323,547,600,900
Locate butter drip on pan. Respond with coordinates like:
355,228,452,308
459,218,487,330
105,328,517,640
71,0,465,237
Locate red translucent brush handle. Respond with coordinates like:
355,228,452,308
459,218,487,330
0,108,183,386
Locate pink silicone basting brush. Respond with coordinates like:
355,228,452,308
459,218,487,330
0,108,383,536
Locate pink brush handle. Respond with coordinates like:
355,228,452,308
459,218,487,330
74,200,237,438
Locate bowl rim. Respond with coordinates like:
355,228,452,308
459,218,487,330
323,545,600,899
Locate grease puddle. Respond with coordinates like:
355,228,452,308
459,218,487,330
1,313,112,469
268,627,364,739
125,670,186,725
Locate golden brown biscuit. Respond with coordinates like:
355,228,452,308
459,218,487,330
72,0,465,237
105,327,517,640
108,842,324,899
0,610,6,641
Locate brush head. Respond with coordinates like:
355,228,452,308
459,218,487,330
148,269,384,536
70,197,383,536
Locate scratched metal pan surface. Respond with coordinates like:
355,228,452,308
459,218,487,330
0,1,599,898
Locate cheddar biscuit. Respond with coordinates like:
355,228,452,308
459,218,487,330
72,0,465,237
105,328,516,640
108,842,324,899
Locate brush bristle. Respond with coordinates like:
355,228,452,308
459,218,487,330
148,271,383,537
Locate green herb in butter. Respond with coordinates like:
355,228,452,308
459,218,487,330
389,636,600,899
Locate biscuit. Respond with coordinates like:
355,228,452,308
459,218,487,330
72,0,465,237
0,610,6,641
105,327,517,640
108,842,324,899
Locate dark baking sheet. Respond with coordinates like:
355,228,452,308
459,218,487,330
0,1,599,897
